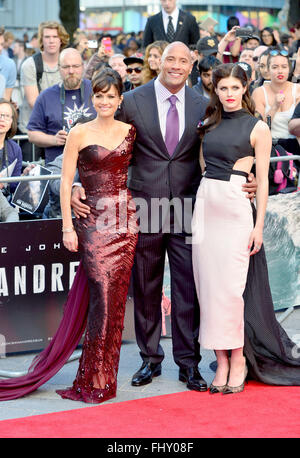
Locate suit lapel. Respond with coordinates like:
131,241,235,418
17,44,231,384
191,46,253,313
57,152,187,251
174,10,185,39
133,81,170,158
157,12,167,40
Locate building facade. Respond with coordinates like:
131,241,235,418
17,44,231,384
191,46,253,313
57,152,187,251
0,0,286,36
79,0,285,34
0,0,59,37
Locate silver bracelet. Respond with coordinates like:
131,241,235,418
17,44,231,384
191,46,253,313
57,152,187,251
62,227,74,233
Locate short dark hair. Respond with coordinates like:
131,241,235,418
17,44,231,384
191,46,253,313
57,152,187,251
14,39,26,50
0,99,18,139
198,56,222,74
92,68,123,97
227,16,239,31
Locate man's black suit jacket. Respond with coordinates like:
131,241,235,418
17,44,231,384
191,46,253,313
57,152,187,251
143,9,200,49
117,80,207,233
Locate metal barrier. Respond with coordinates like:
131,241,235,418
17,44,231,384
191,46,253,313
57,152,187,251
0,155,299,185
269,155,300,163
12,130,300,170
13,134,37,163
0,174,60,184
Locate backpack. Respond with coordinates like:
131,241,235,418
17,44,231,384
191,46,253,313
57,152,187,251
32,52,44,92
268,144,297,195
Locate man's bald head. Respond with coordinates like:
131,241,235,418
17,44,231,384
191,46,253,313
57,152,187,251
59,47,83,65
161,41,192,65
159,41,193,93
59,47,84,90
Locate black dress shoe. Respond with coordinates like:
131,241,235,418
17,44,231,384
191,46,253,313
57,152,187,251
179,367,208,392
131,361,162,386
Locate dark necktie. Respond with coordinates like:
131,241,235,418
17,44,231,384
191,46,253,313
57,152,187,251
166,16,175,42
165,95,179,156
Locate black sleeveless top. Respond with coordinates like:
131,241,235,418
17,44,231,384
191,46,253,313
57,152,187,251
202,108,259,181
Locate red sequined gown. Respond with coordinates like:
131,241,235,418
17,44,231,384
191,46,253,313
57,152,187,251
56,125,138,404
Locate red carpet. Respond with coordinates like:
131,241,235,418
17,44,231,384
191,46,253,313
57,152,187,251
0,381,299,438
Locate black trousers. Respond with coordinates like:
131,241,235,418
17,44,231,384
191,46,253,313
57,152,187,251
132,229,201,369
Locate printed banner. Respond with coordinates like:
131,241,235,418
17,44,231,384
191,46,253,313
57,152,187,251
0,219,80,354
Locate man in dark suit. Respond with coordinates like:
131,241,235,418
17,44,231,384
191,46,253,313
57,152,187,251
72,42,208,392
143,0,199,48
71,42,257,392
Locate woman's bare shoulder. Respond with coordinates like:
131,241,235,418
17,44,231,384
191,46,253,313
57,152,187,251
116,120,134,135
253,119,270,134
252,85,264,98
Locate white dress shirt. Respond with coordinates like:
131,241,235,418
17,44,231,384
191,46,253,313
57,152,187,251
162,7,179,35
154,77,185,142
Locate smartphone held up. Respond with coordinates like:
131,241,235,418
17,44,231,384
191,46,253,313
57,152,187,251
102,37,112,53
235,27,254,38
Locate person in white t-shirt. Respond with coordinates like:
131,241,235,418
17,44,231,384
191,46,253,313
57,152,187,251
18,21,69,161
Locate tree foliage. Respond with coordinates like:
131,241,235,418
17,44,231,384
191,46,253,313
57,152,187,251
288,0,300,28
59,0,80,43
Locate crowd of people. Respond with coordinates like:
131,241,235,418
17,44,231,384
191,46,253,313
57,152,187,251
0,0,300,405
0,10,300,221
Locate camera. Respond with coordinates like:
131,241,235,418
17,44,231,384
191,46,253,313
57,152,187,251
235,28,254,38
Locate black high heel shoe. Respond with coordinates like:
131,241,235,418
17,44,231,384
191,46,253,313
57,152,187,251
209,382,228,394
209,357,230,394
223,365,248,395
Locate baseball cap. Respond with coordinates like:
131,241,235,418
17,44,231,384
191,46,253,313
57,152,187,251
237,62,252,80
196,36,218,56
244,34,260,43
124,53,144,66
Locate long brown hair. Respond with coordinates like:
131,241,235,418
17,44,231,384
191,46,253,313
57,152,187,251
198,63,255,138
142,41,168,84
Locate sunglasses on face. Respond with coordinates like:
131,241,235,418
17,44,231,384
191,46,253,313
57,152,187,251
126,67,143,74
269,49,289,57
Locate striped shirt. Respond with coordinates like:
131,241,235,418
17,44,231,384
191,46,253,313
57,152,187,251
154,77,185,143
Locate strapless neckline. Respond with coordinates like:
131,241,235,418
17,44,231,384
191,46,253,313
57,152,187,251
79,125,135,154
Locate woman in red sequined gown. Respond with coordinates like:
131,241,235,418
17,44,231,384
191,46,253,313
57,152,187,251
57,69,138,403
0,69,138,404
